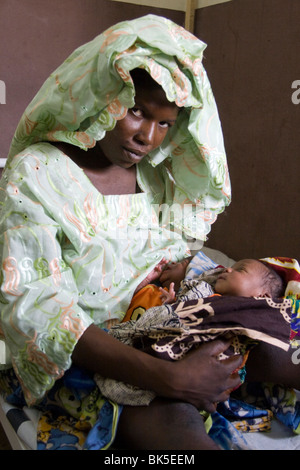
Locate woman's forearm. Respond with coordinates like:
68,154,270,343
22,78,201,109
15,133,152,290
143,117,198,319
72,324,243,413
72,324,172,395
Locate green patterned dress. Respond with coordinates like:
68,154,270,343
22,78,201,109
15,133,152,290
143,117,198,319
0,14,230,406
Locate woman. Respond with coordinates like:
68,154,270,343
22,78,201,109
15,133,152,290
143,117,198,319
0,15,242,449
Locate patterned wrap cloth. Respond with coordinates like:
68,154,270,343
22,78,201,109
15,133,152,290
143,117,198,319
0,15,230,406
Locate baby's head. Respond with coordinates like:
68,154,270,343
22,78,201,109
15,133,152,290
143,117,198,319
214,259,285,298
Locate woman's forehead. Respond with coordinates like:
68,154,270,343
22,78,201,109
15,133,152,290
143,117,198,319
134,86,179,119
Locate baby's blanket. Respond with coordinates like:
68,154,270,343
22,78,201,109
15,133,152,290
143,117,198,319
261,257,300,341
95,294,292,406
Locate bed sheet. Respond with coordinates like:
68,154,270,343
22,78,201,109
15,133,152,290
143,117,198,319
243,418,300,450
2,390,300,451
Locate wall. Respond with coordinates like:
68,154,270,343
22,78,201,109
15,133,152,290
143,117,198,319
0,0,299,261
193,0,300,261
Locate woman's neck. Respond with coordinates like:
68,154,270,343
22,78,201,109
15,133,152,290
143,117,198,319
53,142,138,195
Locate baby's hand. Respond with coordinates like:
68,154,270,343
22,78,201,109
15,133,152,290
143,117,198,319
146,258,168,282
153,258,168,274
159,282,176,304
134,258,168,293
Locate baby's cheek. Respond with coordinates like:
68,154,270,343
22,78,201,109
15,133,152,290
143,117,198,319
214,280,226,295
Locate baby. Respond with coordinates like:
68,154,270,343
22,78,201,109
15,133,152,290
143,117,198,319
124,253,285,322
160,257,284,301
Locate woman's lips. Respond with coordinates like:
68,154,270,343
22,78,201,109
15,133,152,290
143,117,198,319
123,147,147,163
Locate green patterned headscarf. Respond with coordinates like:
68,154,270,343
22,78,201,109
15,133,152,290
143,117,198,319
7,14,230,241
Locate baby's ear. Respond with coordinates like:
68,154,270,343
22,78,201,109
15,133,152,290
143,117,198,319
254,289,271,298
261,291,271,298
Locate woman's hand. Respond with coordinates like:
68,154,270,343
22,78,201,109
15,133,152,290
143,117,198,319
160,339,243,413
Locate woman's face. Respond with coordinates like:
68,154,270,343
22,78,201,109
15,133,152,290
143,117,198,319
98,83,179,168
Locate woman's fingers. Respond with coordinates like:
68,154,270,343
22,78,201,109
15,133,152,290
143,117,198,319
172,340,243,411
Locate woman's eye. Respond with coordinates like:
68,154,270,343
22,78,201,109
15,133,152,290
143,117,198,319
131,107,143,117
159,121,171,128
130,108,173,128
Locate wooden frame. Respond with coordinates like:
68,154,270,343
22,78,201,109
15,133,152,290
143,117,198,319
185,0,197,32
109,0,233,32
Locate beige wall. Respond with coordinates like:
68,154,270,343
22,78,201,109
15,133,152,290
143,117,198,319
0,0,299,261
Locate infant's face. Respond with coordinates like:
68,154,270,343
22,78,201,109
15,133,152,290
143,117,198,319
214,259,268,297
159,259,190,291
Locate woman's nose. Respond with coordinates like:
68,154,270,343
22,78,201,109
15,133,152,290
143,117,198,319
135,120,157,146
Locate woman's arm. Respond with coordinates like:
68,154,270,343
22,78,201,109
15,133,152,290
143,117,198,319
0,151,94,404
72,324,243,413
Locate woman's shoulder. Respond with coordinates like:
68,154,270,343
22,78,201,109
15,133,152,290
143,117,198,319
7,142,66,166
3,142,82,182
1,142,86,196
